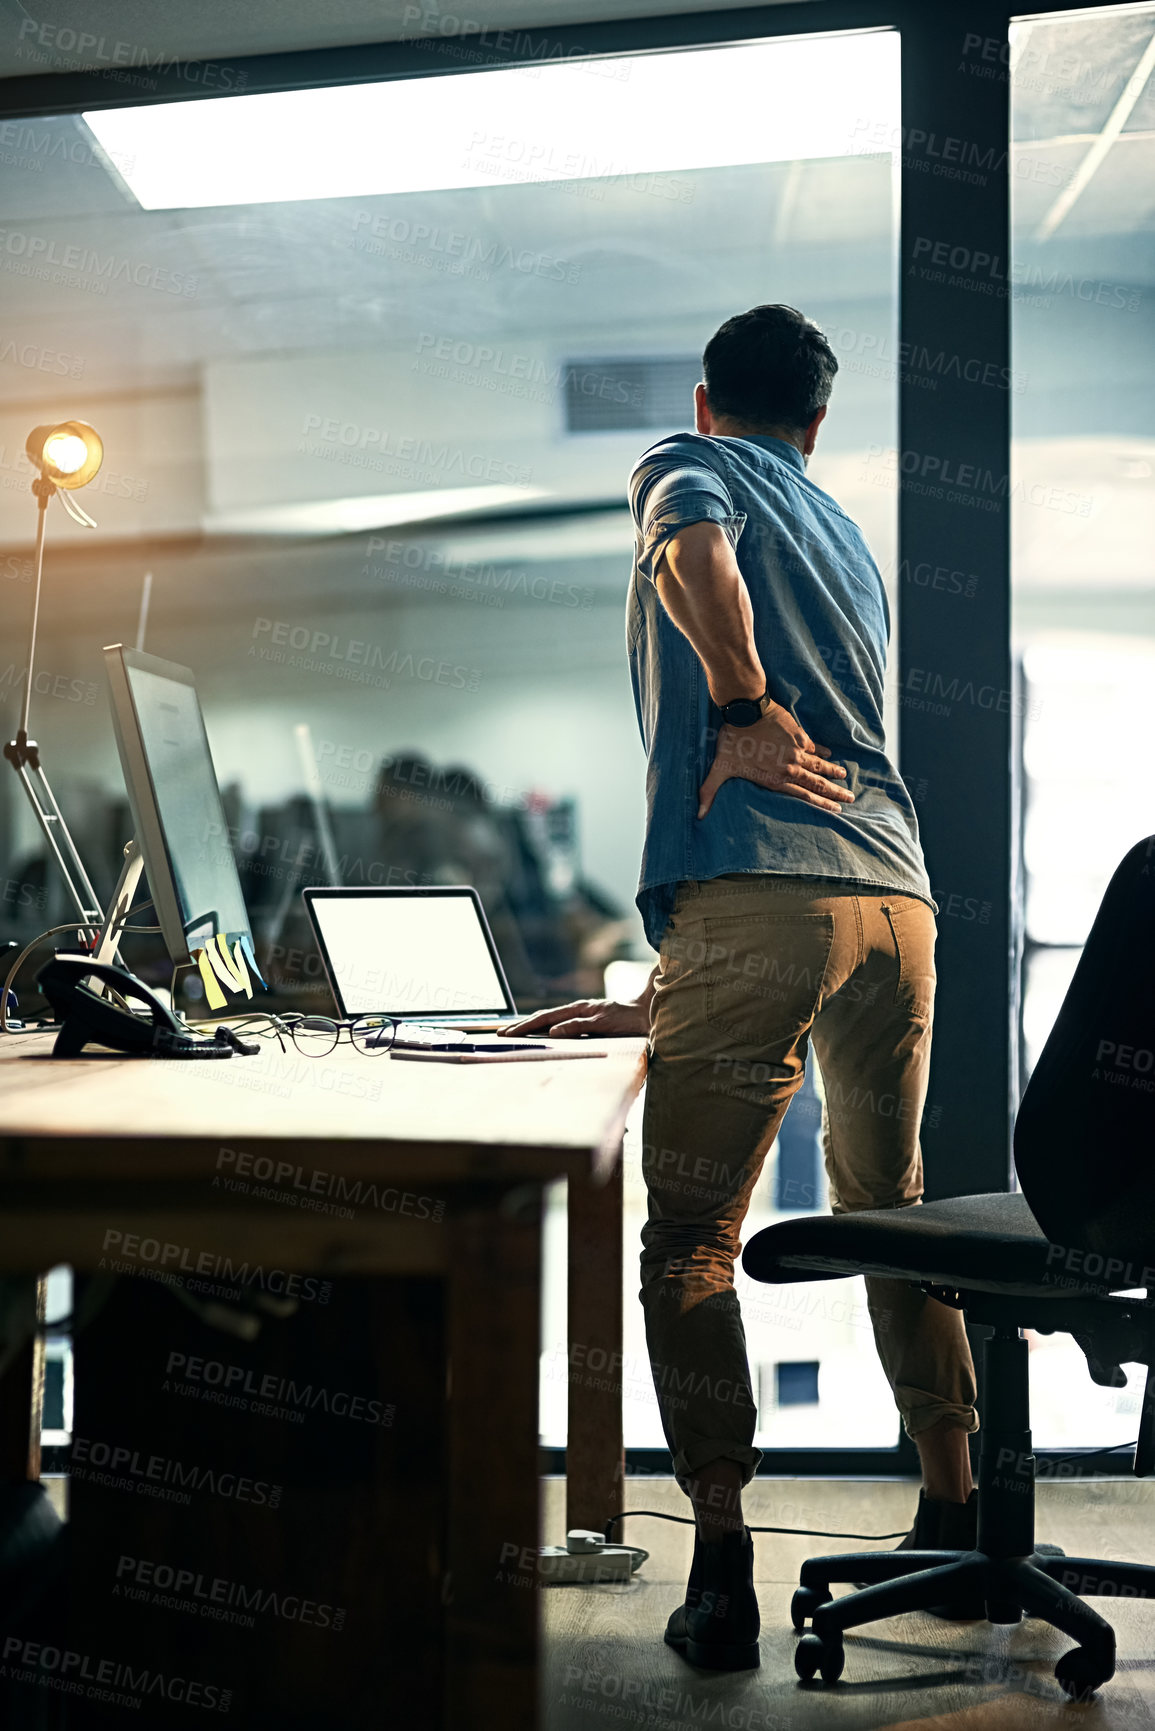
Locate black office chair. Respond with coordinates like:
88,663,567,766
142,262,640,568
742,836,1155,1700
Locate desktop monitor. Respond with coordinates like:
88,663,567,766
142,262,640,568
103,644,253,968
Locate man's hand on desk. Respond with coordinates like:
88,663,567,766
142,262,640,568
504,973,656,1038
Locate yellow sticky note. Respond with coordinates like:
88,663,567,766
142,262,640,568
206,938,236,989
195,946,227,1010
192,930,259,1008
224,935,252,999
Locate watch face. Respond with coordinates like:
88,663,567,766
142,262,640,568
722,699,762,727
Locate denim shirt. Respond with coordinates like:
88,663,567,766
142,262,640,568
626,431,936,952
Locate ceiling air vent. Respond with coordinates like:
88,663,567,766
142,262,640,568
562,356,700,434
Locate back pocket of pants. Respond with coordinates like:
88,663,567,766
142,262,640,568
702,912,835,1046
882,900,936,1020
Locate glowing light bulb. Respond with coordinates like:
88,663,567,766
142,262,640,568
43,434,88,475
26,422,103,489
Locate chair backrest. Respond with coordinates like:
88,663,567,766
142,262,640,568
1013,835,1155,1277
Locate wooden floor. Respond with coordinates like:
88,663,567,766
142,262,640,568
542,1476,1155,1730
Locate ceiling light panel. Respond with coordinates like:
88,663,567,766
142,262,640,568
84,30,898,210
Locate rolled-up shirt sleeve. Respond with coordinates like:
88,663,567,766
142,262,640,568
629,436,747,586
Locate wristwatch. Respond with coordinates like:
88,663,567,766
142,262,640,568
718,687,773,728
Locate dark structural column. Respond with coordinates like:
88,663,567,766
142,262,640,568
897,2,1014,1198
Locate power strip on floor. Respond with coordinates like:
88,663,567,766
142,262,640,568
538,1529,649,1585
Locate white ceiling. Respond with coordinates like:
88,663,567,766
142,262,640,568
0,141,895,401
0,0,817,78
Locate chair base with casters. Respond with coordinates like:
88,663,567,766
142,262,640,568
742,1192,1155,1701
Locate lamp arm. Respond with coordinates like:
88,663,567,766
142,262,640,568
4,472,104,939
19,486,51,741
3,753,104,937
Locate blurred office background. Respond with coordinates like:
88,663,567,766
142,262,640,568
1,8,1153,1460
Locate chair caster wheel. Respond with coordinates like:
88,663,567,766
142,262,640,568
795,1631,844,1683
790,1586,830,1632
1055,1647,1111,1701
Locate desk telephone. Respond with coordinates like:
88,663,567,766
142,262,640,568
36,957,257,1060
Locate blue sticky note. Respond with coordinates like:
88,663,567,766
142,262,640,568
239,933,267,989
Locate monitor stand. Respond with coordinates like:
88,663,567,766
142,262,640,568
91,838,144,968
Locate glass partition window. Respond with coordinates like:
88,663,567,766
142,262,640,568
1012,3,1155,1450
0,27,903,1454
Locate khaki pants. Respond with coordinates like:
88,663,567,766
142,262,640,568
640,872,978,1487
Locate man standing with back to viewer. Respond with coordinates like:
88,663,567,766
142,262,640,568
510,305,978,1669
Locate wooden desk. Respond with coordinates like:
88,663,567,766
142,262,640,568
0,1031,645,1729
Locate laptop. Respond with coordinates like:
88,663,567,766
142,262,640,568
301,886,551,1052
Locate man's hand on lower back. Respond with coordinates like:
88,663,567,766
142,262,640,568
698,702,855,819
504,997,652,1038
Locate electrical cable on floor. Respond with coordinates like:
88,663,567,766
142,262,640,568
604,1511,908,1543
604,1443,1145,1546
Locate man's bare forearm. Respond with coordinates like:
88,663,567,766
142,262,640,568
654,522,766,704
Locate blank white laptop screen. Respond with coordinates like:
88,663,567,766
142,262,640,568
306,891,511,1018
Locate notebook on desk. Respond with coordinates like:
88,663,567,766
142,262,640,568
302,885,556,1054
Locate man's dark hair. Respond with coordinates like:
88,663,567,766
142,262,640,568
701,305,838,434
